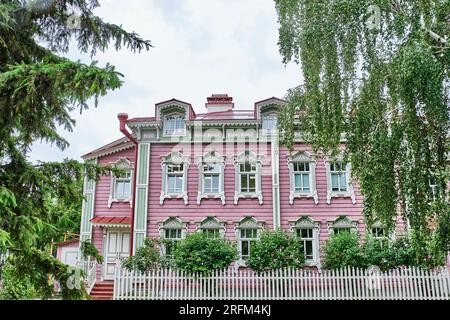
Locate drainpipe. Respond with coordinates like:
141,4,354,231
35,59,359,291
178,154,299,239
118,113,138,255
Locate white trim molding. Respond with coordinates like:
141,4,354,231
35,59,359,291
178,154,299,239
287,151,318,205
197,216,226,238
289,216,320,267
327,215,358,235
160,151,190,205
196,151,226,205
233,150,263,205
158,216,189,239
234,216,265,266
324,157,356,204
108,158,134,208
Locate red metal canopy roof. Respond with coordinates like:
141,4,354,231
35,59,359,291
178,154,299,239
90,216,131,225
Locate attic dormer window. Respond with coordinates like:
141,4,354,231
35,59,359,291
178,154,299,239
164,115,185,135
262,113,278,134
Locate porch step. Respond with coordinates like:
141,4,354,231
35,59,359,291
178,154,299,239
90,281,114,300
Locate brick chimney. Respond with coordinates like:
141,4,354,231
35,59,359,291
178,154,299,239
205,94,234,113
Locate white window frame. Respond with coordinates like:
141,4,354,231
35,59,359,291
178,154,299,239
287,151,318,204
163,113,186,136
261,112,278,135
160,152,190,205
108,158,134,208
159,217,188,256
327,216,358,235
234,150,263,205
197,151,226,205
197,216,226,239
325,158,356,204
289,216,320,267
235,217,264,264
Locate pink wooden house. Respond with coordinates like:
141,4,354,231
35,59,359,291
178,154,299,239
76,94,407,283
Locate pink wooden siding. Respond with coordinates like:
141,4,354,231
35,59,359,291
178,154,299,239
94,147,135,217
279,145,365,246
92,147,135,277
147,143,274,240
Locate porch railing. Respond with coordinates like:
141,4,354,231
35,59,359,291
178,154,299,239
77,259,97,293
113,262,450,300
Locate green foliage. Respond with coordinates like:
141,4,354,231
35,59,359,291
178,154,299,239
0,262,37,300
122,238,169,273
0,0,151,299
323,231,366,269
247,229,305,272
275,0,449,256
80,240,103,264
173,233,237,274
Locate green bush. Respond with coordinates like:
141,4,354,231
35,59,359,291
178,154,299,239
363,236,444,270
323,231,366,269
173,232,237,274
247,229,305,272
0,262,37,300
122,238,169,272
80,240,104,264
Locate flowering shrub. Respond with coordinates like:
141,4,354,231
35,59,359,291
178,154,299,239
247,229,305,272
173,232,237,274
323,231,366,269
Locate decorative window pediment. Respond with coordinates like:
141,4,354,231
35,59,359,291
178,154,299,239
327,215,358,235
324,157,356,204
197,151,226,205
158,217,188,233
108,158,134,208
234,150,263,205
197,216,226,238
287,151,318,204
160,152,190,205
289,216,320,230
235,216,265,230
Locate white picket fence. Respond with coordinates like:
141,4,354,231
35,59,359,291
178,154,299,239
113,265,450,300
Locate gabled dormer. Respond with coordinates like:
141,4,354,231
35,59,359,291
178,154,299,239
155,99,196,138
254,97,287,136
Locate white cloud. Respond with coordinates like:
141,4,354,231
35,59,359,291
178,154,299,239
29,0,302,163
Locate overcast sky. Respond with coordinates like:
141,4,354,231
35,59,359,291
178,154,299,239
29,0,302,163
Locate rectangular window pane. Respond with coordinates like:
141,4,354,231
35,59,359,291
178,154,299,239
302,174,310,192
339,173,347,191
241,240,249,257
211,175,219,193
294,174,301,191
305,240,313,259
240,174,248,192
331,173,339,191
248,175,256,192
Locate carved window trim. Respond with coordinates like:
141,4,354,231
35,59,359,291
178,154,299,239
261,111,278,136
234,217,265,264
197,216,226,239
160,105,187,138
287,151,318,204
324,157,356,204
327,215,358,235
108,158,134,208
197,151,226,205
234,150,263,205
158,217,188,256
289,216,320,266
160,151,190,205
